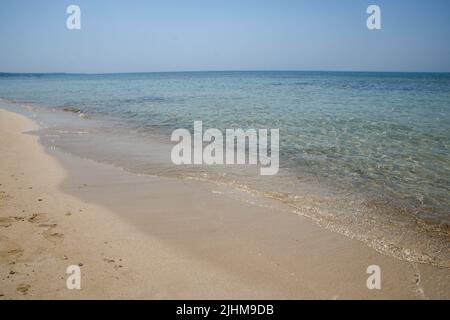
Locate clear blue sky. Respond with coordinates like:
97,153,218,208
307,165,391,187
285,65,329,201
0,0,449,73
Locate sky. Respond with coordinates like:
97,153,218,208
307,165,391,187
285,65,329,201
0,0,449,73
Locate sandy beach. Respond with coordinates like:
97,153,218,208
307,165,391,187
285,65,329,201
1,108,449,299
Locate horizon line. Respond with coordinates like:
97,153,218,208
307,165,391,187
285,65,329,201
1,69,450,76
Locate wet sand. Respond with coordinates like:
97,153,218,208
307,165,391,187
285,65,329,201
1,108,449,299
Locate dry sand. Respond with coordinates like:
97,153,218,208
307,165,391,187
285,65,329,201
0,108,449,299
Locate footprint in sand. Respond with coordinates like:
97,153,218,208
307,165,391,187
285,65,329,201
25,213,63,244
104,257,124,270
0,217,13,228
0,236,24,263
16,284,31,295
0,191,11,198
27,213,48,224
42,227,64,244
0,216,27,228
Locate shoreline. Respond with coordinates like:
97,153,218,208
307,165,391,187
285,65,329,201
4,96,448,270
1,108,449,299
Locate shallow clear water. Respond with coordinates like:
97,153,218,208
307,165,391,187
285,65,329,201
1,71,449,267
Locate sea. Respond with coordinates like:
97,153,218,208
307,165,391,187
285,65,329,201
1,71,449,267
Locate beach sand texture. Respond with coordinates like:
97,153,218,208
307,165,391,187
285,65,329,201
1,108,449,299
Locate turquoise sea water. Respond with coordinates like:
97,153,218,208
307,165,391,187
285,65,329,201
1,71,449,267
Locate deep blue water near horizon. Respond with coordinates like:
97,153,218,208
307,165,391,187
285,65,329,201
1,71,449,267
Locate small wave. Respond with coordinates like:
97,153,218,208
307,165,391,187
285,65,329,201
59,106,89,119
0,97,16,103
116,96,166,104
57,130,89,135
60,106,82,113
